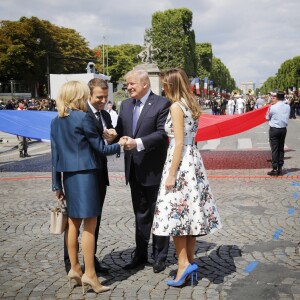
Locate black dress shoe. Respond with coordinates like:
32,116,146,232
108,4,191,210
123,257,147,270
94,257,109,273
267,169,278,176
153,261,166,273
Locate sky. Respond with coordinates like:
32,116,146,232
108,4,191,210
0,0,299,88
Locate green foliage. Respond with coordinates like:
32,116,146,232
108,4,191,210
259,56,300,94
151,8,197,76
195,43,212,78
0,16,94,96
210,57,236,92
94,44,143,86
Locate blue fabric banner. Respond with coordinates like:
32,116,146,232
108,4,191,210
0,110,56,142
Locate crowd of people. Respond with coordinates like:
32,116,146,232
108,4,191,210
204,93,300,117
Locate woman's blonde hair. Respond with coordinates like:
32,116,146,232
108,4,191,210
56,81,89,117
160,68,201,119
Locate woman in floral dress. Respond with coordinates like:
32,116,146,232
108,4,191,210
152,69,222,286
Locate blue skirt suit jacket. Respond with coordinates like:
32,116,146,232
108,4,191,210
51,110,120,218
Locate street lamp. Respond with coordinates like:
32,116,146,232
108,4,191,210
46,53,50,98
10,80,14,99
102,35,106,74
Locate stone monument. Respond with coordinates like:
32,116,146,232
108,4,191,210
135,35,161,95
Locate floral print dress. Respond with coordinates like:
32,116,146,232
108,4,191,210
152,99,222,236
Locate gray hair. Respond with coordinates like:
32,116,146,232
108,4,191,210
124,69,151,87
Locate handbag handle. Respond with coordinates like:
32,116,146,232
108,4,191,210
52,199,67,215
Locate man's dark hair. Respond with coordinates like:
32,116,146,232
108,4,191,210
88,78,108,95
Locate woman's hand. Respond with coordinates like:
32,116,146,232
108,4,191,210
118,136,128,147
55,189,64,201
165,175,176,190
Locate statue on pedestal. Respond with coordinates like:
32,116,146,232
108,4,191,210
137,35,160,64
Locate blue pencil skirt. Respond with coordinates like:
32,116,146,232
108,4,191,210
63,169,101,218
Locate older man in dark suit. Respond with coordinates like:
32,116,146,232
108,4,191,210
64,78,116,274
115,69,170,273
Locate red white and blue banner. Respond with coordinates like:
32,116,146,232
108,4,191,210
190,78,201,95
0,106,269,142
195,78,200,95
204,77,208,95
209,81,213,95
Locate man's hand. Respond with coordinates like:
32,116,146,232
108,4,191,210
118,136,128,146
124,137,137,150
103,128,118,144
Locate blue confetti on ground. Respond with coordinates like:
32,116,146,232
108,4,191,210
293,192,299,199
244,261,259,273
288,208,295,215
273,228,283,240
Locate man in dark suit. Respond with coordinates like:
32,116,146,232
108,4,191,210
64,78,116,274
115,69,170,273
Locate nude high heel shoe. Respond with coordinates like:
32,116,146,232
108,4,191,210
67,269,82,288
81,274,110,295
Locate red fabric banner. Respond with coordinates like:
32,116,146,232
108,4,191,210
195,105,269,141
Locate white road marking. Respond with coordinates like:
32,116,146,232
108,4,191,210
237,138,252,149
200,139,221,150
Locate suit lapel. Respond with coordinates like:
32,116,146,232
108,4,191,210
129,98,136,136
87,104,103,132
102,111,112,129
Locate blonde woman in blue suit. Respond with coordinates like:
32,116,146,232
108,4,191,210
51,81,126,294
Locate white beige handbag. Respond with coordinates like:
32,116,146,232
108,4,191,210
50,200,68,234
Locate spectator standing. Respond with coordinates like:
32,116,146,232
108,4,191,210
28,98,38,110
236,96,245,114
255,96,265,109
227,97,235,115
266,91,291,176
5,100,14,110
106,102,118,127
17,101,30,158
289,97,297,119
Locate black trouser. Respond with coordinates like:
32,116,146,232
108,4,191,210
290,106,296,118
63,171,107,271
269,127,287,169
129,164,169,263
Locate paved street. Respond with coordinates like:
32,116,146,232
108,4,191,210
0,117,300,299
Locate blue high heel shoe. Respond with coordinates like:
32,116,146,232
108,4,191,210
171,262,199,282
167,264,198,287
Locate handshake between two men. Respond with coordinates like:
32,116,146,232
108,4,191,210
102,128,137,150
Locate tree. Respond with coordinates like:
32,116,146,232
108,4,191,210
151,8,197,76
93,44,143,87
259,56,300,94
0,17,94,97
210,57,236,92
195,43,212,78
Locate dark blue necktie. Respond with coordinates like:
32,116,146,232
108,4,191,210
132,100,141,135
